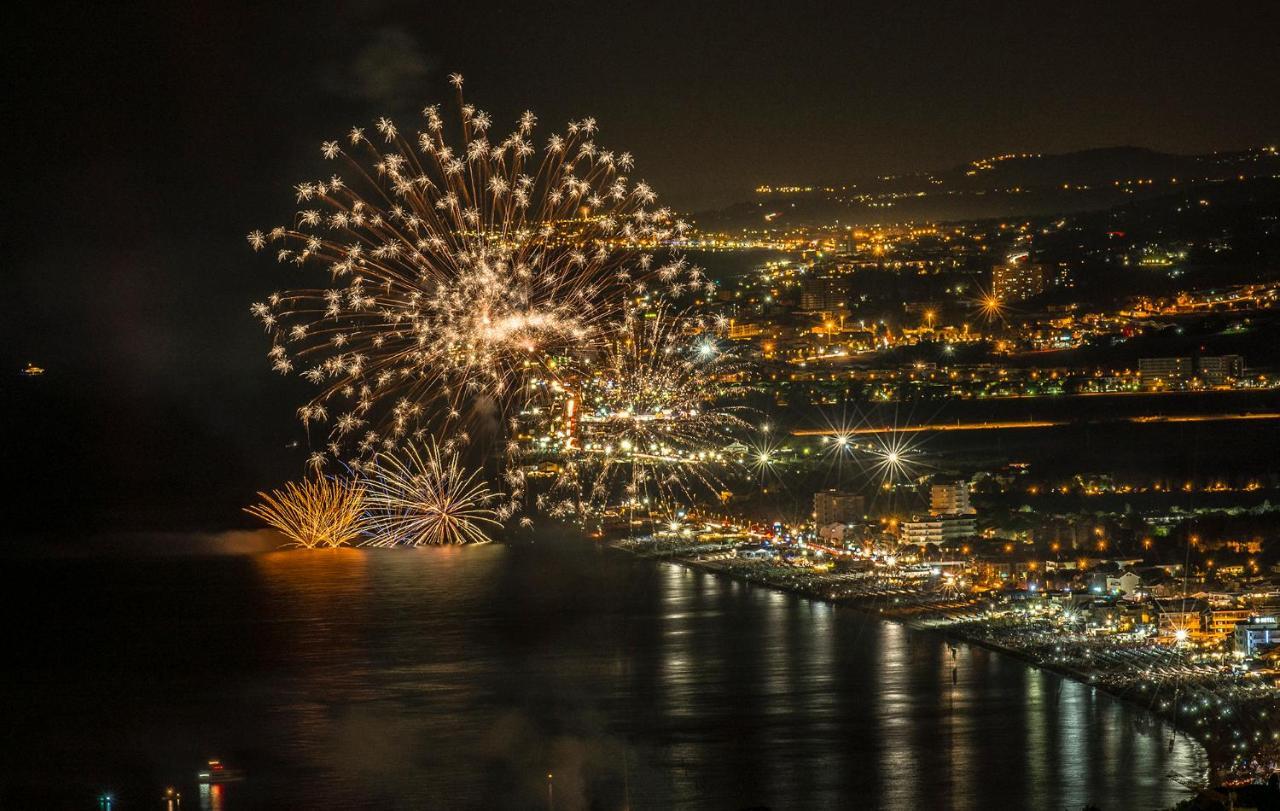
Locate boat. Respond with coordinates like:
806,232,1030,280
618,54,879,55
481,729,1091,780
196,760,244,784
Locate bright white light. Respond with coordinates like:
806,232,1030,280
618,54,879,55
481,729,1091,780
1174,628,1189,643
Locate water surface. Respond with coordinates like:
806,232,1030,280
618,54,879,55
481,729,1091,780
1,530,1204,809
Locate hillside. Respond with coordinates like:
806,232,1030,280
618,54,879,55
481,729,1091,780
694,146,1279,228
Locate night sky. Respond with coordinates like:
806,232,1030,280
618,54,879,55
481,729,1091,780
5,1,1278,531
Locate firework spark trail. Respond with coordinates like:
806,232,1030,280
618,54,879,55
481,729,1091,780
547,302,749,518
361,440,503,546
244,477,368,548
247,74,708,511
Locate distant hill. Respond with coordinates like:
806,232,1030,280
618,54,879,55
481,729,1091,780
693,146,1279,229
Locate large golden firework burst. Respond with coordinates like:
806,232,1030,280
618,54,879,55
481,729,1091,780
247,73,707,511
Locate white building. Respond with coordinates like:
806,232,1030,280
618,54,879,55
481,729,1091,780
1197,354,1243,385
818,523,848,543
1234,616,1280,658
930,481,973,515
1105,570,1142,596
900,514,977,545
992,257,1045,301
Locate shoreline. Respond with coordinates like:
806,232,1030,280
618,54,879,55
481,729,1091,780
608,540,1238,782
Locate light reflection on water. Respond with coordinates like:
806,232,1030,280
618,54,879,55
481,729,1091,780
197,782,224,811
1,529,1205,809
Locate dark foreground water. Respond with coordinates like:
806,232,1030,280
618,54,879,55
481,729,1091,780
2,530,1204,810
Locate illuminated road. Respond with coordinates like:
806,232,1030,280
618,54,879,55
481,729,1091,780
790,412,1280,436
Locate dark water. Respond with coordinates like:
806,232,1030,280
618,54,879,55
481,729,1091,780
2,530,1204,810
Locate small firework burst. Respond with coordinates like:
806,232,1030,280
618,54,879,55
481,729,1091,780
361,440,503,546
245,476,368,549
548,303,747,516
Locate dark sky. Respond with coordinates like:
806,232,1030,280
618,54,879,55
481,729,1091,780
4,0,1278,530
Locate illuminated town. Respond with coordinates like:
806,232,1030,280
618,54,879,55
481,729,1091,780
501,141,1280,794
9,3,1280,809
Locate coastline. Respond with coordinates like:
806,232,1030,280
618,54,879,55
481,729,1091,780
606,539,1231,782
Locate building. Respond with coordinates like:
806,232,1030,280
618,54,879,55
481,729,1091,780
1154,598,1207,640
1104,570,1142,596
1138,356,1193,382
818,523,849,543
800,275,849,312
992,255,1045,301
900,513,977,545
930,481,974,515
1197,354,1243,385
900,480,977,546
1207,607,1253,640
814,490,865,526
1234,615,1280,658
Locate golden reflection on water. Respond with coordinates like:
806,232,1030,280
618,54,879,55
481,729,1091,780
876,621,920,809
658,563,701,803
231,542,1205,807
252,549,374,772
943,640,973,811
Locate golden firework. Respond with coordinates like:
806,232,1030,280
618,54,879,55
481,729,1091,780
247,74,704,504
245,477,368,549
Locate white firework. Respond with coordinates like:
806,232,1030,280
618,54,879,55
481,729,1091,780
361,440,502,546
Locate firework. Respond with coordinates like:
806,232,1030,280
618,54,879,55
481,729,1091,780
245,476,368,549
361,440,502,546
548,303,747,517
247,74,706,476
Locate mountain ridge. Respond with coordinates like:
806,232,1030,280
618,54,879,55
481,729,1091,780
693,145,1278,228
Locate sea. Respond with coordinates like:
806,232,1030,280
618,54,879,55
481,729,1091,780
1,527,1205,810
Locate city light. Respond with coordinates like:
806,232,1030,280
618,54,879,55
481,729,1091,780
22,16,1280,805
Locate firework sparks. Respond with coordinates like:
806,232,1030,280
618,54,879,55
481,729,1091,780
549,303,747,516
361,440,502,546
247,74,704,475
245,476,368,549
